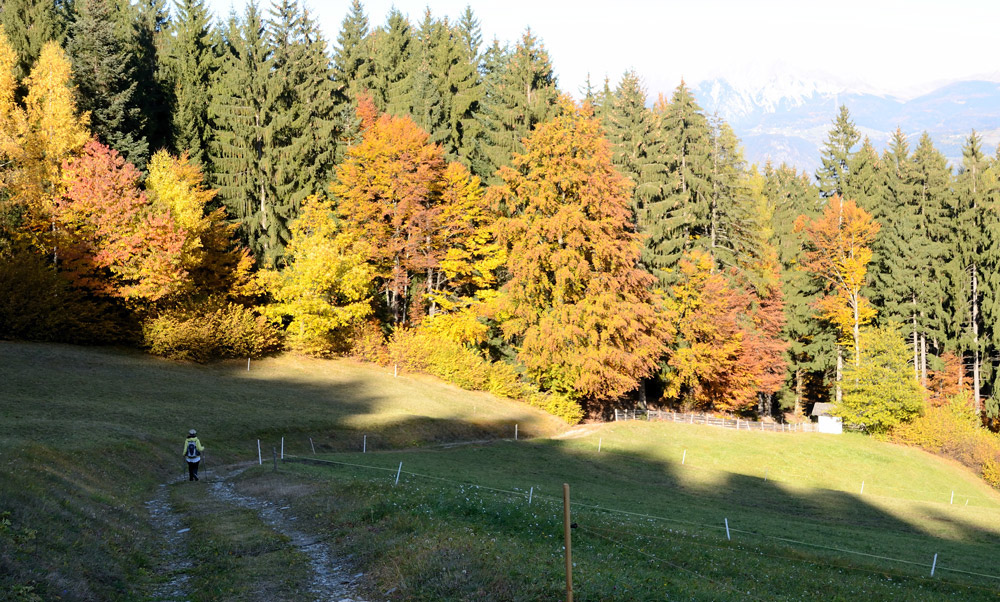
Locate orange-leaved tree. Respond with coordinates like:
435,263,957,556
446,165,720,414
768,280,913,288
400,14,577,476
331,97,445,326
663,251,788,413
489,98,669,403
795,194,879,369
56,140,186,304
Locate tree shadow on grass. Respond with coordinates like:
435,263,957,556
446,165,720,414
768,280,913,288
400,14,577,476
4,341,1000,600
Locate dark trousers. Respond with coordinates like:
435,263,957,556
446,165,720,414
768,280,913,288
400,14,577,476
187,460,200,481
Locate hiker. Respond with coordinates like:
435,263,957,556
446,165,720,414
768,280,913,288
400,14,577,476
184,429,205,481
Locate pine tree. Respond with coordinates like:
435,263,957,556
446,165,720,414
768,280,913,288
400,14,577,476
643,82,713,287
165,0,215,164
816,105,860,198
474,28,557,183
208,5,282,263
67,0,149,168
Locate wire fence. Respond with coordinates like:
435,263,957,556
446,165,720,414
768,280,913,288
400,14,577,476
278,452,1000,592
615,409,820,432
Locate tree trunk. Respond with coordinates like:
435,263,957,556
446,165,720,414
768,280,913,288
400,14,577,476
912,310,919,380
794,368,803,418
972,264,981,413
836,347,843,404
852,297,860,368
920,333,927,387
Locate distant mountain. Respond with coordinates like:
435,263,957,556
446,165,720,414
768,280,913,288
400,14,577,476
692,78,1000,177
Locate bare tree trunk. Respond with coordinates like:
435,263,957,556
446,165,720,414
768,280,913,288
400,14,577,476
852,299,860,368
972,265,981,412
794,368,803,418
920,333,927,387
836,347,843,404
912,310,919,380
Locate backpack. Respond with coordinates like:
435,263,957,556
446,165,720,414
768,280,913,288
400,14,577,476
186,441,198,458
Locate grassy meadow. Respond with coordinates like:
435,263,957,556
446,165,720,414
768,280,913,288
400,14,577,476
2,341,999,600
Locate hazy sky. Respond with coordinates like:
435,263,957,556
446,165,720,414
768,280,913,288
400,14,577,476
205,0,1000,99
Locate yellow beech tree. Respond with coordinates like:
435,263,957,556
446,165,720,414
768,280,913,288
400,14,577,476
259,195,375,355
145,150,256,300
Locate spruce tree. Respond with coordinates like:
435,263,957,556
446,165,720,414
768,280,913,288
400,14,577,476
331,0,372,158
910,132,952,365
643,82,713,286
816,105,860,198
845,138,889,308
707,117,764,280
406,9,446,144
950,132,991,411
67,0,149,168
166,0,215,164
208,5,281,263
130,0,172,155
370,8,412,115
435,14,481,164
473,28,557,183
449,5,482,166
765,162,832,414
603,70,665,224
267,0,337,209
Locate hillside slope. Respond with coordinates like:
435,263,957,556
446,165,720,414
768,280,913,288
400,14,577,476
0,341,563,600
2,342,998,600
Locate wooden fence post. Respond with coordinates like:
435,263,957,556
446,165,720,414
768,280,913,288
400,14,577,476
564,483,573,602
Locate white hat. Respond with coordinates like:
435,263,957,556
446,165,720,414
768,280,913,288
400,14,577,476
189,429,197,436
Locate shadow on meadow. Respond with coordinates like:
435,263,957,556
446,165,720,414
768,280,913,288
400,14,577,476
2,340,999,600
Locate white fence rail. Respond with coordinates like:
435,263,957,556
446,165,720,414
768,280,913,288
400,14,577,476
614,409,817,433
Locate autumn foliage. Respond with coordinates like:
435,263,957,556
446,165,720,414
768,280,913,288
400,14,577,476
663,250,788,413
56,140,186,302
795,194,880,364
490,98,669,402
332,97,446,325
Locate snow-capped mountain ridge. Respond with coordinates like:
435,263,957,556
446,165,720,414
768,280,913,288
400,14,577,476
691,77,1000,175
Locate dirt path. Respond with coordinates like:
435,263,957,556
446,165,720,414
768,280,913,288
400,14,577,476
551,423,604,439
146,463,367,602
145,480,193,602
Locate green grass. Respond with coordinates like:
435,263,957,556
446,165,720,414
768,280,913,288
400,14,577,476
3,341,1000,600
272,422,1000,600
168,479,312,601
0,341,562,600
